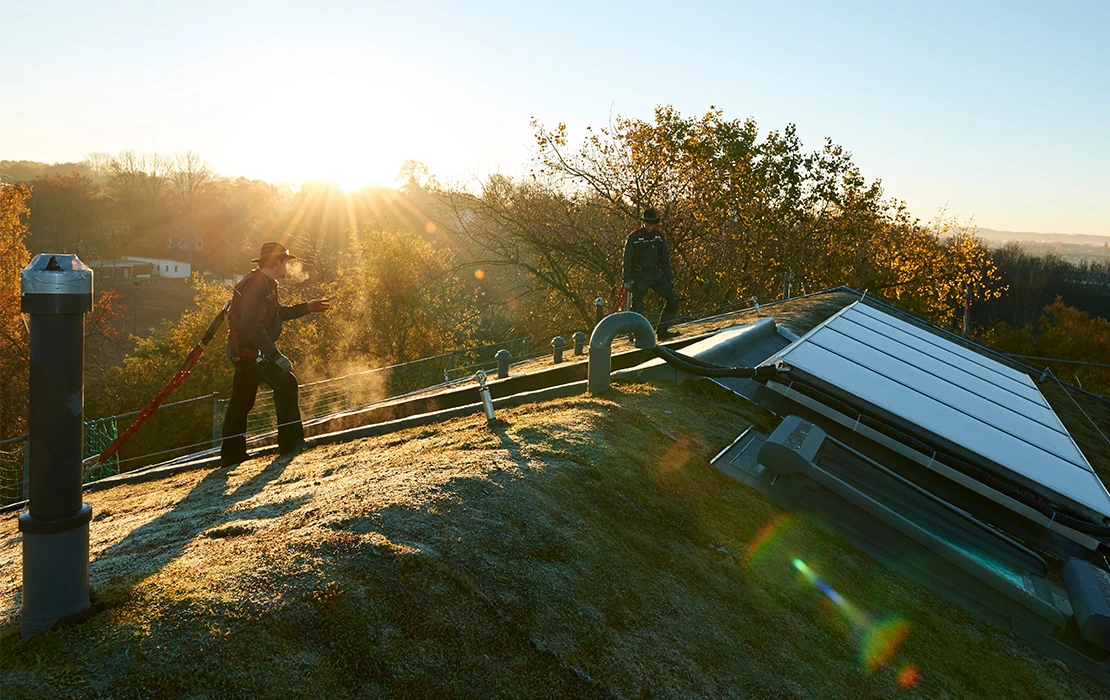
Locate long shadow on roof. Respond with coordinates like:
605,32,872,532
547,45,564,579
92,453,309,584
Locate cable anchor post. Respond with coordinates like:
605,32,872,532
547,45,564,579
474,371,496,422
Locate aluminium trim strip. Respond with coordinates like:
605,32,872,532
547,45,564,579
764,379,1102,550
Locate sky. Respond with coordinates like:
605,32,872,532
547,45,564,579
3,0,1108,235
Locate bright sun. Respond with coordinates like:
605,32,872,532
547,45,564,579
229,63,425,191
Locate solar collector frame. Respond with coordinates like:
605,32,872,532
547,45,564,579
768,300,1110,523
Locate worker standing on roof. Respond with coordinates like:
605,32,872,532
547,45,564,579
624,207,680,339
220,242,331,466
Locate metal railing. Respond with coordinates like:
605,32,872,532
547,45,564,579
236,338,530,435
0,434,30,506
0,338,531,506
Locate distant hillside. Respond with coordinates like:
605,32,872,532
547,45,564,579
0,159,96,184
976,228,1110,246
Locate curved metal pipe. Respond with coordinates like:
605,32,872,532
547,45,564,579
588,312,656,394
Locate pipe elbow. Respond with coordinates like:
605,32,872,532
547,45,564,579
588,312,655,394
588,312,656,351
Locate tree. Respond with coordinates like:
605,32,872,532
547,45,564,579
26,171,104,255
441,175,625,340
171,150,214,208
104,150,173,254
326,228,478,364
980,298,1110,395
81,153,114,186
441,105,968,340
938,223,1006,329
0,184,31,439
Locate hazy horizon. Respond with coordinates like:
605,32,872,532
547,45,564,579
4,0,1108,236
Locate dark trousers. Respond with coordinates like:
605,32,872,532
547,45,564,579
631,277,680,330
221,358,304,461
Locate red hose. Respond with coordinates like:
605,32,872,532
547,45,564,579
610,287,627,314
94,343,207,465
93,305,228,466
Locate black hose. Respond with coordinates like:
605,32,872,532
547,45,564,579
649,346,784,380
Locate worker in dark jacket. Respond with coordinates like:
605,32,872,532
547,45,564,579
624,207,680,339
220,242,330,466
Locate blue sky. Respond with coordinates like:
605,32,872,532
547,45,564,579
3,0,1108,235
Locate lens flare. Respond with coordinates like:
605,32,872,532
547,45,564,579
862,617,911,672
658,436,691,473
897,663,921,689
474,269,486,280
745,514,796,570
792,558,911,673
424,221,437,234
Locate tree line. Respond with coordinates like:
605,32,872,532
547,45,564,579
2,105,1107,443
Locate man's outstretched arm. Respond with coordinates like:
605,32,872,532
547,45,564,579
279,298,331,320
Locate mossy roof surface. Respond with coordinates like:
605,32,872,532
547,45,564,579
1,381,1103,699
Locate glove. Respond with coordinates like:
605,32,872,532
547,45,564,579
625,281,634,291
273,355,293,374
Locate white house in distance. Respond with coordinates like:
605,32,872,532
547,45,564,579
121,256,191,279
87,259,154,282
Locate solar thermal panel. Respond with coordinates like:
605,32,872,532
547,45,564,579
774,301,1110,518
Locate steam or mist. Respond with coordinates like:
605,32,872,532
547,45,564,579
286,260,310,283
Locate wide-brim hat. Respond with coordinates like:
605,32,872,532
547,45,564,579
252,242,297,265
641,207,661,224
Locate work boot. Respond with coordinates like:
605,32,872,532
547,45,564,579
220,451,249,467
279,438,317,456
657,328,679,340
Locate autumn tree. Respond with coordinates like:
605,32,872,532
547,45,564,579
441,175,626,340
979,298,1110,396
0,184,31,439
326,228,478,365
25,171,104,256
442,105,980,339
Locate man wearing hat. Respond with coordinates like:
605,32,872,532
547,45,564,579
623,207,680,339
220,242,331,466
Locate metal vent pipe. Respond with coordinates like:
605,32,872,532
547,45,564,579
19,254,94,637
572,331,587,356
588,312,656,393
495,349,512,379
551,336,567,364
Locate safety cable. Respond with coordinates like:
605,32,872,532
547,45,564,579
1046,368,1110,448
82,419,298,478
81,369,494,480
1008,354,1110,370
